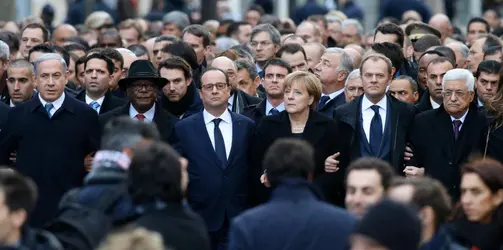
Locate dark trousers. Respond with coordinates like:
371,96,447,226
210,216,229,250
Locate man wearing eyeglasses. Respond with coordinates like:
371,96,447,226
99,60,178,145
250,24,281,76
407,68,486,200
173,67,255,250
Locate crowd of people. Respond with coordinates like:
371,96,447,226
0,1,501,250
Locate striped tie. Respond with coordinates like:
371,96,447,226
89,101,100,112
44,103,54,118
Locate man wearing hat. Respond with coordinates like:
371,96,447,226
100,60,179,145
406,22,442,44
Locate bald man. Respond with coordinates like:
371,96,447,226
344,48,361,69
295,21,322,44
428,14,456,45
52,24,78,46
143,37,157,65
210,57,261,114
344,44,365,56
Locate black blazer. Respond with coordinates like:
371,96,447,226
480,117,503,164
409,105,486,200
415,90,434,113
75,90,126,114
231,90,262,114
0,95,100,226
0,101,9,130
134,202,211,250
99,102,179,145
334,94,416,172
250,111,346,206
318,92,346,118
243,99,267,124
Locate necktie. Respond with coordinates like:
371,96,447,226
318,96,331,110
453,120,462,139
135,114,146,121
369,105,383,156
213,118,227,167
89,101,100,112
44,103,54,118
269,108,279,115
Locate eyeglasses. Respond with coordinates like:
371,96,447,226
442,90,469,99
201,83,228,91
131,82,156,91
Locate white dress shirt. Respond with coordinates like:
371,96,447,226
203,109,233,159
361,94,388,142
477,98,484,108
9,100,15,107
129,103,156,122
39,92,65,117
430,98,441,109
450,109,469,131
85,95,105,113
265,100,285,115
321,88,345,105
228,93,240,112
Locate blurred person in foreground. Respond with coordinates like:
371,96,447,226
96,227,165,250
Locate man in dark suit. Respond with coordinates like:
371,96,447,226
75,53,125,114
330,54,416,173
474,60,500,111
408,69,485,200
210,56,261,115
0,53,100,226
416,57,454,113
229,139,356,250
243,58,292,124
174,67,255,250
100,60,178,145
5,59,36,107
313,48,354,117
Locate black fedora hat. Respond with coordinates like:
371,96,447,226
118,60,167,90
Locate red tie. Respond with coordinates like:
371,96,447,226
135,114,146,121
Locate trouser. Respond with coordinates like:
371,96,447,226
210,216,230,250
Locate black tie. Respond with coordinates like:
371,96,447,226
213,118,227,167
269,108,279,115
318,96,331,110
369,105,383,156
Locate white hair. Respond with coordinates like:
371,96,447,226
0,40,9,61
215,37,239,53
115,48,138,59
442,69,475,91
345,69,360,87
341,19,364,37
447,42,469,59
325,47,354,74
33,53,67,76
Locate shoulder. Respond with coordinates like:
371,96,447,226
240,91,262,104
176,111,201,128
232,112,255,126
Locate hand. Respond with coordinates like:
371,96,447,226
9,152,16,163
404,145,414,161
84,153,94,172
260,173,270,188
403,166,424,178
324,152,340,173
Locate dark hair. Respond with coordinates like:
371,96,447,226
345,157,394,190
87,47,105,55
0,169,38,215
247,4,265,16
158,56,192,79
282,34,307,43
259,14,281,29
262,58,293,75
371,42,404,72
427,56,455,71
263,138,315,187
102,117,160,151
433,46,456,66
100,48,124,69
482,34,503,53
484,8,501,18
64,43,87,55
492,27,503,38
475,60,502,78
85,53,115,75
276,43,307,61
21,23,50,42
128,142,183,203
63,36,90,51
75,55,86,75
418,49,445,62
231,44,254,60
97,30,123,48
154,35,178,44
413,34,442,53
127,44,149,59
394,75,419,92
52,45,70,67
484,46,503,59
0,31,20,54
161,41,199,70
307,15,328,29
199,67,229,89
235,59,258,80
28,44,55,60
467,17,490,33
181,25,211,48
226,21,250,37
377,17,401,26
374,23,405,48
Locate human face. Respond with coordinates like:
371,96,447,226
98,35,121,48
345,169,385,217
303,44,323,71
52,26,75,46
160,68,191,102
20,28,45,58
183,33,207,65
237,24,252,44
467,38,486,73
162,23,181,37
446,43,468,69
210,58,238,90
350,235,389,250
361,59,391,102
245,10,261,27
295,23,317,43
84,58,112,96
68,58,76,84
0,191,24,245
237,68,258,96
442,80,474,119
461,173,503,222
6,67,35,104
109,59,123,90
127,80,158,112
120,27,141,46
263,65,288,99
344,77,364,103
35,59,68,102
281,52,308,72
284,80,314,114
120,52,138,78
342,24,361,46
484,10,501,30
427,61,453,102
199,70,231,110
77,63,85,87
418,54,440,89
153,41,170,68
389,79,418,104
467,22,488,46
250,32,278,63
328,21,342,45
373,32,399,46
476,72,499,104
314,52,342,88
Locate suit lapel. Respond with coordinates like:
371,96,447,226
453,108,477,163
227,113,243,168
386,97,398,158
100,93,111,114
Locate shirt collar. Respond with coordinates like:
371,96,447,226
450,109,469,124
322,88,345,100
85,94,105,106
265,99,285,114
362,94,387,112
39,92,65,110
477,98,484,107
9,100,15,107
203,108,232,125
228,93,234,106
430,97,441,109
129,103,156,122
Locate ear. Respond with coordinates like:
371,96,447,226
204,45,211,55
413,91,419,102
492,189,503,207
10,210,27,229
391,66,396,77
468,91,475,102
186,77,193,87
337,70,348,82
309,95,314,106
121,69,127,79
253,76,260,88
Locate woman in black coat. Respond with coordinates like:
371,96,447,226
248,71,346,207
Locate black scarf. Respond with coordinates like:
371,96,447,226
161,83,196,117
451,214,503,250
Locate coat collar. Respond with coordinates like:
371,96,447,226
27,92,76,114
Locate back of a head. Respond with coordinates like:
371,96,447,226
97,227,164,250
101,117,160,152
127,44,149,58
375,23,405,48
370,42,404,71
161,40,199,70
0,31,19,55
413,34,442,53
0,169,38,219
434,46,456,66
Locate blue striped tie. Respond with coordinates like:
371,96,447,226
89,101,100,112
44,103,54,118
